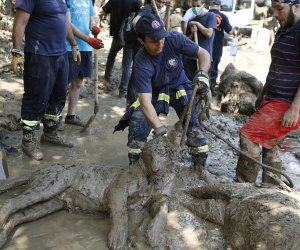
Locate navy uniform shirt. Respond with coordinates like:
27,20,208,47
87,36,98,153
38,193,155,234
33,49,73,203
134,32,199,93
209,9,232,58
16,0,68,56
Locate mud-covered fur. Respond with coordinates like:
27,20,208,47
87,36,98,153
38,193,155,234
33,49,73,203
219,63,263,116
0,131,180,249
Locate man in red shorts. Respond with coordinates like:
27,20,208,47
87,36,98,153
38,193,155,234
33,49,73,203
235,0,300,183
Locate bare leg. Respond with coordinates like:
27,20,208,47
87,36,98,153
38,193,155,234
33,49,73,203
67,78,83,116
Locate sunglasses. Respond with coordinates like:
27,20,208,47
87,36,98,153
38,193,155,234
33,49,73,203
157,0,167,4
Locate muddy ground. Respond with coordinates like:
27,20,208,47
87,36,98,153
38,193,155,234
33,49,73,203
0,17,300,249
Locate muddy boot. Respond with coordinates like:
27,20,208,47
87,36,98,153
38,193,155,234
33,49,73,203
235,134,261,183
22,129,44,160
210,79,217,96
192,153,207,174
41,130,74,148
128,153,140,165
262,146,282,184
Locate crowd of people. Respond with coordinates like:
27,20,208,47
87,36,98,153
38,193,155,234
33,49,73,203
8,0,300,187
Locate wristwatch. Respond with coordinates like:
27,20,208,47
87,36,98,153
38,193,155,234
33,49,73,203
11,48,24,57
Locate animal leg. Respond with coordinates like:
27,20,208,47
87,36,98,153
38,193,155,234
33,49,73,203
0,198,64,248
147,198,168,248
0,164,76,226
0,172,33,194
106,172,129,250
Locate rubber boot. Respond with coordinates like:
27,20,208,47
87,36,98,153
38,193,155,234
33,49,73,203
128,153,140,165
41,130,74,148
210,79,217,96
235,134,261,183
192,153,208,173
262,146,282,184
22,129,44,160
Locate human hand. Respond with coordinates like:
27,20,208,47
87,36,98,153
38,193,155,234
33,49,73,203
281,106,299,128
11,49,24,74
71,45,81,65
91,25,100,36
88,37,104,49
191,24,198,33
152,125,167,137
192,70,210,97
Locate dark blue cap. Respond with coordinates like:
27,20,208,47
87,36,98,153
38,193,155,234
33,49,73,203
135,16,169,41
212,0,221,5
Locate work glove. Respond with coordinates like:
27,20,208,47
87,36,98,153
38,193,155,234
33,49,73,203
88,37,104,49
71,45,81,65
91,25,101,36
192,70,211,121
192,70,210,99
152,125,167,137
11,48,24,74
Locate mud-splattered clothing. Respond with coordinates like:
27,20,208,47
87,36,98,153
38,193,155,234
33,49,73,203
15,0,68,56
241,100,300,149
15,0,69,131
115,32,208,155
241,21,300,149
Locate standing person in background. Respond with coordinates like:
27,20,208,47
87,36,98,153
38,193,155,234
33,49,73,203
11,0,81,161
169,8,183,32
209,0,233,96
99,0,141,98
126,0,169,108
184,0,216,81
65,0,103,127
235,0,300,184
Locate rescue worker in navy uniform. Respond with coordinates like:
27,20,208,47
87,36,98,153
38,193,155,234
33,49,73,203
114,16,211,171
209,0,233,95
11,0,81,160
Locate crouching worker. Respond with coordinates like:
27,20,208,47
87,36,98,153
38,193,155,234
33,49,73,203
235,0,300,183
114,15,211,172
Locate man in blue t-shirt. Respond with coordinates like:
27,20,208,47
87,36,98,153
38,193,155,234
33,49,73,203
11,0,81,161
114,16,211,171
65,0,103,127
184,0,217,81
209,0,233,95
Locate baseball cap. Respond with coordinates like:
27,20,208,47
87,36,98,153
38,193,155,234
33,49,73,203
272,0,300,3
135,16,169,41
212,0,221,5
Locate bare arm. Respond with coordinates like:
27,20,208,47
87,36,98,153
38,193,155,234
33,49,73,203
197,47,211,74
138,93,163,129
66,12,77,46
12,9,30,49
70,23,89,42
281,86,300,127
190,21,214,38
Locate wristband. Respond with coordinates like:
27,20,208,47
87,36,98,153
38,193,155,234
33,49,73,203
11,48,24,57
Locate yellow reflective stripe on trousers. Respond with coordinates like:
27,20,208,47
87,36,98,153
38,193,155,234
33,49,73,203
44,114,60,121
128,147,142,154
20,119,39,127
158,93,170,103
176,89,187,99
130,98,140,110
197,145,209,153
